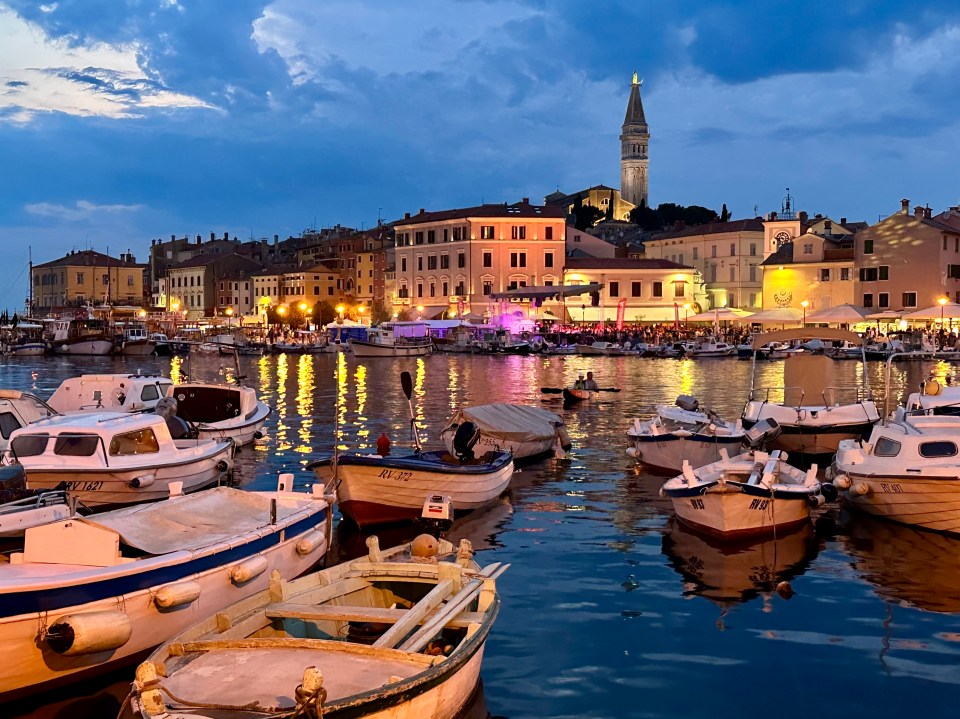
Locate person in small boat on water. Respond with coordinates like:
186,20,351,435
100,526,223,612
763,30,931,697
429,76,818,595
583,372,599,390
573,374,586,389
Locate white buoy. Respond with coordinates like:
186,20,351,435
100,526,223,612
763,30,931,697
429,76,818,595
230,555,269,584
155,580,201,608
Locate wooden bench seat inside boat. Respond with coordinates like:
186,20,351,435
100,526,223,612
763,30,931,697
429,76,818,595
264,601,484,628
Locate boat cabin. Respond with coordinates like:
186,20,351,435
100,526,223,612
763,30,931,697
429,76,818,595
8,413,181,468
167,384,259,424
365,321,430,346
843,415,960,476
0,390,58,451
46,374,174,414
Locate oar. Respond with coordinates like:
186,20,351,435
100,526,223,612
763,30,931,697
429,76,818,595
400,371,423,452
540,387,564,394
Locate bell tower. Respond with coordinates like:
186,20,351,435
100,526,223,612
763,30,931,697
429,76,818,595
620,72,649,208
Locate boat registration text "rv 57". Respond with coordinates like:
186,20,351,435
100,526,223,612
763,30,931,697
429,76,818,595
378,468,413,482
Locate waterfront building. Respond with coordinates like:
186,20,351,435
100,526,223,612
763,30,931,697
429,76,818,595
760,231,855,314
544,185,635,226
562,257,699,324
166,253,262,320
392,199,566,318
643,219,765,310
854,199,960,310
567,226,618,258
33,249,146,311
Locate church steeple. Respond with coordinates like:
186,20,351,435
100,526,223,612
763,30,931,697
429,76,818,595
620,72,649,208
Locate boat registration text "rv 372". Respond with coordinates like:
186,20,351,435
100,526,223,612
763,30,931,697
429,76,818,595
66,480,104,492
377,469,412,482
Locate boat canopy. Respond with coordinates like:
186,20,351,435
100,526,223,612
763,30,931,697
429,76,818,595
489,283,604,300
751,327,863,350
80,487,302,554
447,403,563,443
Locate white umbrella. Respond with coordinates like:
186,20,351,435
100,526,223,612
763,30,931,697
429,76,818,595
747,307,804,324
864,310,902,321
685,307,754,322
804,304,868,324
902,302,960,321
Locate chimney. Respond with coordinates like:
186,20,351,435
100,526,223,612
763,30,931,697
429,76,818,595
769,211,778,221
210,231,215,242
799,211,808,222
925,207,932,219
914,206,924,218
170,234,175,242
196,234,201,243
901,198,910,214
522,197,530,205
224,232,229,241
151,239,156,246
824,220,832,232
405,212,411,219
419,208,425,215
840,217,847,225
274,234,279,243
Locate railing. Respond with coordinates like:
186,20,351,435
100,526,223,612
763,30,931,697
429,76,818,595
749,385,872,406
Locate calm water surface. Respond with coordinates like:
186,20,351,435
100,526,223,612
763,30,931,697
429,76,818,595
3,352,959,718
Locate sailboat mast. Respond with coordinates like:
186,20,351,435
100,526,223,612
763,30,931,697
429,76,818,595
28,247,33,316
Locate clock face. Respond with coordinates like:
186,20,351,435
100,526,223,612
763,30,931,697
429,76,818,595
775,231,791,246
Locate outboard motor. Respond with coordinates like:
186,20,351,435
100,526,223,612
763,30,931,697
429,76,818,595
744,418,782,449
675,395,699,412
452,421,481,462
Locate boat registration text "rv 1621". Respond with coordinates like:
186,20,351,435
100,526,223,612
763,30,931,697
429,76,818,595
66,480,104,492
378,469,412,482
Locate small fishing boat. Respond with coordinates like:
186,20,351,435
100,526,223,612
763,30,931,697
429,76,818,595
45,373,173,415
166,381,271,446
116,322,156,356
349,321,434,358
660,444,829,537
626,396,746,472
129,535,506,719
562,387,598,403
440,403,571,463
741,328,879,464
50,317,115,355
687,339,737,358
150,333,172,356
0,389,59,451
7,412,235,507
1,322,48,356
0,481,333,700
575,341,614,355
831,413,960,534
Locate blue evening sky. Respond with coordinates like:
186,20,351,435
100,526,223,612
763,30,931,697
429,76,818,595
2,0,959,309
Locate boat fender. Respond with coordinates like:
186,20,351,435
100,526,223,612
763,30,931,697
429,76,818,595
254,430,264,440
217,460,230,472
230,555,269,584
46,610,132,655
129,474,155,489
849,482,872,497
807,494,826,508
832,474,852,490
296,528,327,556
625,446,640,459
820,483,839,503
155,580,202,608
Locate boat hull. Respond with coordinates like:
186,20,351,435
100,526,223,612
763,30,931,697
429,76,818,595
321,451,514,528
440,429,565,464
665,485,813,537
837,473,960,534
349,340,433,357
562,388,596,403
741,401,879,460
195,404,271,447
0,503,330,700
7,344,47,356
55,339,114,356
629,434,745,473
23,441,234,507
121,340,157,356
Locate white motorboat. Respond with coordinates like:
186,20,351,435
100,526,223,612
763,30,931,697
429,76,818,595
0,390,59,451
6,412,235,507
626,396,746,472
50,317,114,355
576,341,614,355
896,377,960,419
117,322,156,356
166,381,272,446
46,373,173,415
440,403,571,464
831,413,960,534
1,322,48,356
741,328,879,463
0,481,333,700
129,536,505,719
660,444,828,537
687,339,737,358
349,321,434,357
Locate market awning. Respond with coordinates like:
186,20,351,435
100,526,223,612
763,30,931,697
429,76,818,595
489,283,604,300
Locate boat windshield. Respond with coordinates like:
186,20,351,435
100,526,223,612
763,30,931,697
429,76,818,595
54,434,101,457
11,433,49,456
109,429,160,456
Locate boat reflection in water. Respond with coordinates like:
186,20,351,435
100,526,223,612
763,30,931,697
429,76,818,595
841,513,960,613
661,518,821,619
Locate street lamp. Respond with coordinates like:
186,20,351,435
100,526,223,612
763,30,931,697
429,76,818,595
939,296,948,325
683,302,691,323
358,305,366,325
801,299,809,325
416,304,424,320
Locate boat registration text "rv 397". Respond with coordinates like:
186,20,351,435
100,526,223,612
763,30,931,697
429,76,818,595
66,480,104,492
377,469,412,482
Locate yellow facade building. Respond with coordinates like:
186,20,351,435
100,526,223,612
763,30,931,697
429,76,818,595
33,250,145,310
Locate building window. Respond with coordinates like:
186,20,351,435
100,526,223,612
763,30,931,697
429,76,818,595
863,293,873,307
511,226,526,240
440,255,449,270
841,267,851,281
902,292,917,308
427,256,437,270
545,227,553,240
510,252,526,268
609,281,619,298
418,256,423,271
863,238,874,254
427,230,436,244
77,272,84,285
803,244,813,255
417,283,423,298
653,282,663,298
544,252,554,268
749,264,757,282
429,283,436,297
482,281,493,295
820,269,830,282
483,252,492,268
878,293,889,308
710,265,717,283
400,257,407,272
749,243,757,256
455,252,465,269
455,281,465,295
729,267,735,282
674,281,685,298
730,243,736,255
442,281,448,296
443,229,449,242
711,245,717,258
693,247,699,260
481,226,495,239
631,281,642,297
878,265,889,280
859,267,878,281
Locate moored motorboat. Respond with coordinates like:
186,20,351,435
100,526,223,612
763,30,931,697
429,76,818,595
687,339,737,358
0,389,59,451
129,535,506,719
6,412,234,507
626,396,746,472
660,446,828,537
741,328,879,464
45,373,173,415
440,403,571,463
166,381,271,446
349,321,434,358
0,481,333,700
50,317,114,355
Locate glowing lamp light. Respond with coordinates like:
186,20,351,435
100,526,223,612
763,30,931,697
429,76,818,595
299,302,307,311
277,306,287,316
225,307,233,316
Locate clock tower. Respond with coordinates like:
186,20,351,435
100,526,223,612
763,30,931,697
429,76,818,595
620,72,649,208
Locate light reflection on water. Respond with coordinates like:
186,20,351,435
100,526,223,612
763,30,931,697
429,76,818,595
3,353,960,718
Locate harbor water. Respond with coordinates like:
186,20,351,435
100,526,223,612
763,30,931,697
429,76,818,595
4,352,959,718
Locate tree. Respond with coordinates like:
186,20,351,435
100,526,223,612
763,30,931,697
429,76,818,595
683,205,719,226
572,194,604,230
370,301,391,324
720,203,731,222
313,300,336,326
629,200,663,230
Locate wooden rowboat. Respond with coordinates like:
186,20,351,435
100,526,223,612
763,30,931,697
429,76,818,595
131,536,508,719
